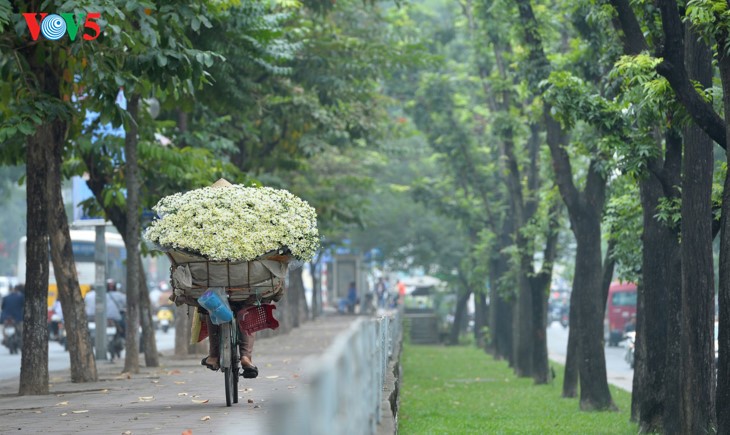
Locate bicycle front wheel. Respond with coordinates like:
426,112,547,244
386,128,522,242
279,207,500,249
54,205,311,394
221,323,235,407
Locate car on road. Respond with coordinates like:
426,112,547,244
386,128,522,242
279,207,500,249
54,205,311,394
605,282,637,347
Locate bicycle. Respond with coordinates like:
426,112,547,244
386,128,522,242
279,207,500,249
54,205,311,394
219,319,240,406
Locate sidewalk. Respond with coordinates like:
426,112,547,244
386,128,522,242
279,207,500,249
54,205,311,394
0,313,358,435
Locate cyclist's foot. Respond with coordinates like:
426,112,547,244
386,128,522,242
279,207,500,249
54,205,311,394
201,356,219,371
241,356,258,378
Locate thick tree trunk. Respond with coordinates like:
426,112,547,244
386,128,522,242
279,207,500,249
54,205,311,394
530,204,558,385
718,162,730,433
678,31,716,435
573,217,616,411
123,95,141,374
637,170,681,430
632,150,681,433
715,28,730,435
46,118,98,383
488,249,513,361
19,126,51,395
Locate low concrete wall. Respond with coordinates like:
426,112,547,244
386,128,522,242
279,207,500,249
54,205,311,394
269,311,403,435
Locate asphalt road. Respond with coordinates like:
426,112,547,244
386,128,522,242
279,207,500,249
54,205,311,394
0,326,176,381
547,321,634,391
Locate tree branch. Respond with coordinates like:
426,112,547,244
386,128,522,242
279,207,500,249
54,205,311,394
655,0,727,149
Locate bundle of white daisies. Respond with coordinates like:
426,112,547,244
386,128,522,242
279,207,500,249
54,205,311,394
143,181,319,262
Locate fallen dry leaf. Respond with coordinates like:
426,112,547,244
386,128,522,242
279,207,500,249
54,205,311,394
178,393,188,397
191,399,209,404
247,399,254,404
174,381,186,385
168,370,182,375
138,396,154,402
200,416,211,421
122,431,132,435
56,401,69,406
71,410,89,414
182,430,192,435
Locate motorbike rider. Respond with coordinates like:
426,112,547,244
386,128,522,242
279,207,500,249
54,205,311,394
1,284,25,333
84,279,127,337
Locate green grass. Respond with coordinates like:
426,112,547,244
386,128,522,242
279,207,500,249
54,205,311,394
398,344,638,434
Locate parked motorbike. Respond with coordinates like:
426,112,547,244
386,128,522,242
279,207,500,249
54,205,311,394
624,331,635,369
2,319,21,354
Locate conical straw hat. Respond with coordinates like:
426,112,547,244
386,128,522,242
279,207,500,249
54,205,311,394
211,178,233,188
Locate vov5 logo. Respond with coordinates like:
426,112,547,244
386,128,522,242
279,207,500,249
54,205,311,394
22,13,102,41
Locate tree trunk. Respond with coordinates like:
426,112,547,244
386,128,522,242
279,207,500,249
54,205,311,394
562,293,579,398
715,27,730,435
19,125,51,396
46,117,98,383
449,288,472,345
288,267,304,328
138,270,159,367
123,95,141,374
513,271,533,377
174,305,194,356
637,167,681,430
678,30,716,434
474,291,488,349
717,157,730,433
310,261,320,319
573,216,616,411
488,248,513,361
530,203,559,385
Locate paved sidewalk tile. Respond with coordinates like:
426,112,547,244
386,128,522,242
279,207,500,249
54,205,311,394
0,314,358,435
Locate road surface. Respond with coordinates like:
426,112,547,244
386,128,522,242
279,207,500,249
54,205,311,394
0,326,176,381
547,321,634,391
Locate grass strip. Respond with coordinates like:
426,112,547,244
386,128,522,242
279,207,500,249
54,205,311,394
399,344,638,434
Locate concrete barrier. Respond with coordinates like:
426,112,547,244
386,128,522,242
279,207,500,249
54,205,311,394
270,311,402,435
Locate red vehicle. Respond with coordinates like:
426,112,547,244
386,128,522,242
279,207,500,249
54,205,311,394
604,282,637,346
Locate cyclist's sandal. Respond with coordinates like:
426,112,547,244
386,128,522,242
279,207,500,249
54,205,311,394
242,365,258,379
201,357,219,371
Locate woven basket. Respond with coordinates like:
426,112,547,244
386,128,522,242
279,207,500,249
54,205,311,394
166,249,291,307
